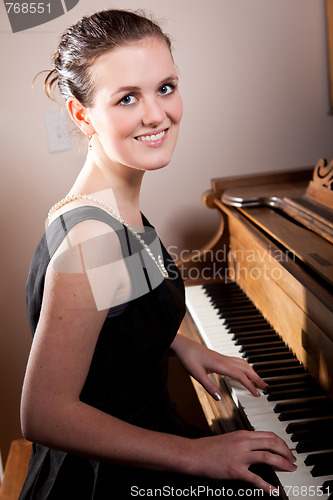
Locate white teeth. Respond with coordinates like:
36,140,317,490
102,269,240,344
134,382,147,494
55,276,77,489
137,130,165,142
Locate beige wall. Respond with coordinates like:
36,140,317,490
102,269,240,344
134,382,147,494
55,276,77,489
1,0,333,464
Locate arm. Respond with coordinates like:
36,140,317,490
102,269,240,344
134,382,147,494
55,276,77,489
171,333,266,400
21,222,296,494
21,221,192,474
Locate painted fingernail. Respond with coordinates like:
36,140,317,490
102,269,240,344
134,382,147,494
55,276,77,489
214,392,221,401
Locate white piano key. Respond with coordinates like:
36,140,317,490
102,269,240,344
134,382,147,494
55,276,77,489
185,284,333,498
276,453,333,500
224,378,295,447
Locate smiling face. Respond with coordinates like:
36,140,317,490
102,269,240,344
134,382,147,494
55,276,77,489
85,37,183,173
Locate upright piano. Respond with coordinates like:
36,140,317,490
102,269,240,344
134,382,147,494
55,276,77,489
179,160,333,500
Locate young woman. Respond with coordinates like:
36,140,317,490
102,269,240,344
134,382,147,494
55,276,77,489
19,9,296,499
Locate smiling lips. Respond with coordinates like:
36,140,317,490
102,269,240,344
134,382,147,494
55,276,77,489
135,129,167,144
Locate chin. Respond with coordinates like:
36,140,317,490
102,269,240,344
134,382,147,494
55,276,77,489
151,149,177,170
145,159,172,172
133,152,174,172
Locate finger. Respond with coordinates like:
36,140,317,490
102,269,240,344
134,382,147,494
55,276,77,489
234,372,261,397
250,431,296,462
241,468,279,497
247,369,267,390
197,372,223,401
206,380,223,401
239,362,267,390
251,450,297,473
224,360,266,396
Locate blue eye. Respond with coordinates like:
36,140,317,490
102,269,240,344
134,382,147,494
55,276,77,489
120,94,136,105
158,84,174,96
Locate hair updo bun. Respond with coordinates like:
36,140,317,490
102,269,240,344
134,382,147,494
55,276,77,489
44,9,172,107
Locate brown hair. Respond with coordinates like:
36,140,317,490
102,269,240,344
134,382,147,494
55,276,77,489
44,9,172,107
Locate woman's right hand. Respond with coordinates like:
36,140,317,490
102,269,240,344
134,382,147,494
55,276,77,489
189,429,297,495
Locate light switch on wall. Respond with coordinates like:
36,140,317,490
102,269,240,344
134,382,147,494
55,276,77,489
44,111,71,153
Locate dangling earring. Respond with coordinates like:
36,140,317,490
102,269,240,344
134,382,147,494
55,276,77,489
87,135,93,151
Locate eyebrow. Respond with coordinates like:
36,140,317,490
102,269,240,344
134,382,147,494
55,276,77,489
111,75,179,97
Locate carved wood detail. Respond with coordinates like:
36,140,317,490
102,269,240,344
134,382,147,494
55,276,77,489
306,158,333,209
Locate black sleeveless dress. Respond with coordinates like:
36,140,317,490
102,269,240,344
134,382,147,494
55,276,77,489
19,207,206,499
19,207,271,499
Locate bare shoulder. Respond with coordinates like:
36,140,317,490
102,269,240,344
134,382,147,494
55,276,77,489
45,214,132,314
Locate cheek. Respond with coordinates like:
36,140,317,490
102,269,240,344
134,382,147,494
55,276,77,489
110,112,138,139
172,95,183,125
93,108,138,142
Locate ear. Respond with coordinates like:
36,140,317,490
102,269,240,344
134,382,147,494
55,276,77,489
67,97,95,135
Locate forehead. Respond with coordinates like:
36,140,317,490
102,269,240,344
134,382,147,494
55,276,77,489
90,37,175,93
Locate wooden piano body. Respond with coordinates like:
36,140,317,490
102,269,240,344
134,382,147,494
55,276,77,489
179,161,333,498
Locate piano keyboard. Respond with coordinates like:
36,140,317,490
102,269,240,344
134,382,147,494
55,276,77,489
185,282,333,500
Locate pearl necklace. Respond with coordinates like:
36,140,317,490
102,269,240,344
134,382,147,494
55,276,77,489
48,193,169,278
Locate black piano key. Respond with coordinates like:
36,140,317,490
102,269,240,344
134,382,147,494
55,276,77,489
247,351,295,363
305,451,333,476
223,318,267,327
274,396,333,413
264,380,318,394
202,282,333,466
213,301,256,310
204,283,242,293
228,325,272,335
296,435,333,453
256,365,306,378
216,303,260,310
264,380,313,393
243,347,279,359
232,330,277,341
246,346,291,357
220,313,263,321
267,387,323,402
227,322,276,335
231,327,276,335
216,303,259,312
279,405,333,421
229,326,270,334
208,295,249,305
252,358,301,372
215,293,248,300
217,307,260,317
322,480,333,495
235,335,279,346
225,319,270,329
231,322,278,332
206,284,244,292
208,285,246,293
305,451,333,467
229,323,271,332
212,301,248,308
215,310,258,319
311,463,333,477
240,340,285,352
245,349,291,360
286,416,333,434
291,427,327,442
264,373,312,386
214,300,250,307
216,303,259,310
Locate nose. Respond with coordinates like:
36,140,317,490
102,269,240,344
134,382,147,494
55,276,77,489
141,97,165,126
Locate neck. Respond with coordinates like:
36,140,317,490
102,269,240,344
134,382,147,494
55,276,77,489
70,153,145,225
